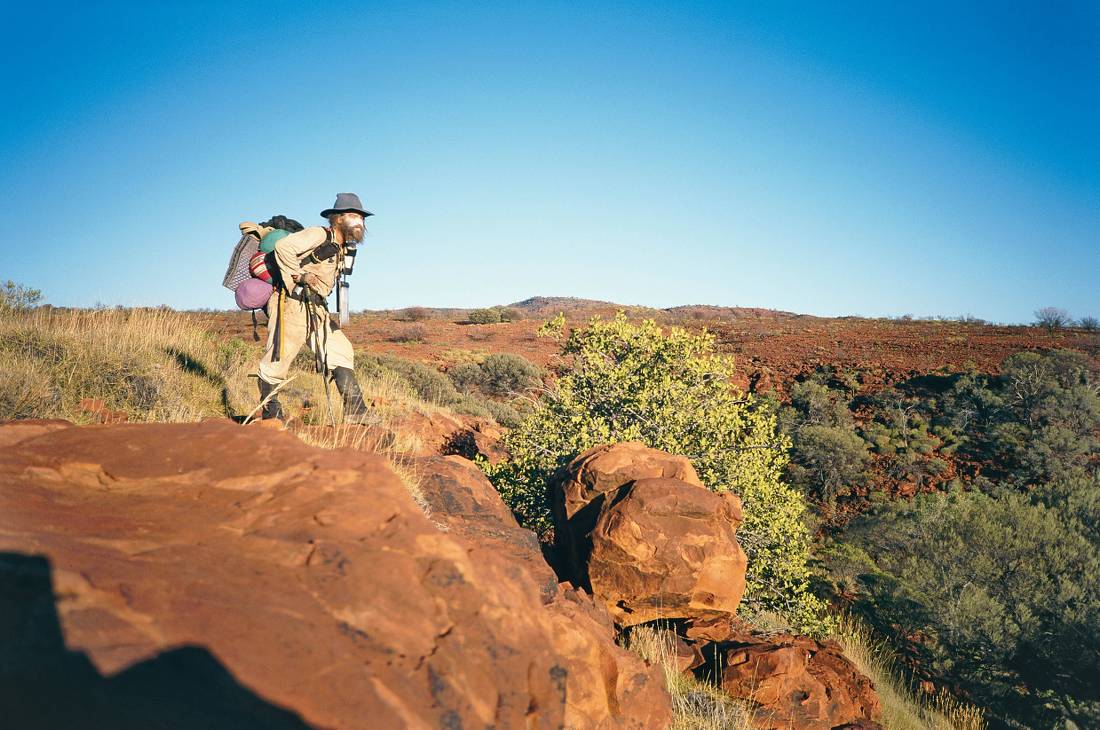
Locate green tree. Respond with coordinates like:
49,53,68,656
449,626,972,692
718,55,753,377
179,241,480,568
469,308,501,324
483,313,827,630
788,424,869,503
835,489,1100,727
0,280,44,311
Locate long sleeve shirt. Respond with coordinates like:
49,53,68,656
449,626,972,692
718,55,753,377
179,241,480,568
273,226,343,298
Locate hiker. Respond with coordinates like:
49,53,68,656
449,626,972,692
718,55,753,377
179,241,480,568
256,193,372,423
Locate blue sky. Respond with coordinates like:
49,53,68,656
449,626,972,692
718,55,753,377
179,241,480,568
2,1,1097,322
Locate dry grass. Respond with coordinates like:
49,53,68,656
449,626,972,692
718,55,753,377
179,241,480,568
0,307,255,422
831,615,986,730
626,625,756,730
625,618,985,730
0,306,447,512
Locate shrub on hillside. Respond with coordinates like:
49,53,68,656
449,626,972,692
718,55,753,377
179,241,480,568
1080,315,1099,331
482,312,827,631
1,280,43,311
469,308,501,324
389,324,427,343
477,353,542,396
787,425,869,504
447,362,486,394
402,307,432,322
358,353,460,407
495,307,522,322
833,488,1100,727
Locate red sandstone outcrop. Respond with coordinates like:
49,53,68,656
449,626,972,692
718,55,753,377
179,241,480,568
0,420,669,729
415,454,558,601
552,443,747,628
717,632,882,730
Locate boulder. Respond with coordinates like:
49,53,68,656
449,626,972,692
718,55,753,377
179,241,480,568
443,421,509,464
585,478,747,627
553,442,703,524
416,454,558,601
0,420,670,729
716,632,882,730
0,419,73,449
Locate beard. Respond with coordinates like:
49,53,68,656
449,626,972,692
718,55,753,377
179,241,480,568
339,218,365,243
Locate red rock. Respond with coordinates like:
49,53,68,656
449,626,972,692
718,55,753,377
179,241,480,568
553,442,703,524
717,632,882,730
416,454,558,601
585,477,747,627
0,421,669,729
0,419,73,449
78,398,128,423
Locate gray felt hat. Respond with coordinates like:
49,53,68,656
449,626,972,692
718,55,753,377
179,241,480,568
320,192,373,219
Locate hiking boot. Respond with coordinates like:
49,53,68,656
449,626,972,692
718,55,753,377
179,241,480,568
257,378,286,421
332,366,375,425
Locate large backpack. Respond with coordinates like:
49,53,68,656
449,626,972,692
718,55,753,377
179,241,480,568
222,215,304,309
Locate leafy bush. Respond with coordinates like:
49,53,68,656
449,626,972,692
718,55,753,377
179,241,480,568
469,308,501,324
788,424,869,503
389,324,427,343
402,306,432,322
476,353,542,396
495,306,522,322
833,489,1100,727
483,312,827,630
446,353,541,402
447,361,485,394
0,280,43,311
358,353,460,406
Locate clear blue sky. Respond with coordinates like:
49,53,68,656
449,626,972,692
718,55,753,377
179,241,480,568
2,1,1097,322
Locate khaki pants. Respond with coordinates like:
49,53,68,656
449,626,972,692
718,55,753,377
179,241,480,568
258,289,354,385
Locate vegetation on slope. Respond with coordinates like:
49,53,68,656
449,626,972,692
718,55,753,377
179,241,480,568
483,312,828,632
778,351,1100,727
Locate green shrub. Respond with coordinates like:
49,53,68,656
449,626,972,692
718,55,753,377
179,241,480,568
495,306,522,322
483,312,827,631
477,353,542,396
447,361,485,394
788,424,869,503
0,280,43,311
469,308,501,324
834,489,1100,727
357,353,460,407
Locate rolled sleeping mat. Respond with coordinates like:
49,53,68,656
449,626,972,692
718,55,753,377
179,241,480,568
249,250,274,283
259,228,290,253
235,277,273,310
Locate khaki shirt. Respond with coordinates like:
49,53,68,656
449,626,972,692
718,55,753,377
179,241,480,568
273,226,345,298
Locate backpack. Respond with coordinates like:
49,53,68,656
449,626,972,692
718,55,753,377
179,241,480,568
222,215,305,309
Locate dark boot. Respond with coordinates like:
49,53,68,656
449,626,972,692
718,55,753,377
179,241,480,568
332,366,373,425
257,378,286,421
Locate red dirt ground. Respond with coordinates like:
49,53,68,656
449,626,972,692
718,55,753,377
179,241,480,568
196,300,1100,394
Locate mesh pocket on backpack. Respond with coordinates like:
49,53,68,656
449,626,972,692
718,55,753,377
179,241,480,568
223,234,260,290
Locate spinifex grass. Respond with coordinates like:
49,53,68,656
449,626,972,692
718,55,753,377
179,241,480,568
625,624,757,730
831,614,986,730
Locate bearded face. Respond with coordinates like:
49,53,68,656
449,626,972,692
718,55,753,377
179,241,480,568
337,213,366,243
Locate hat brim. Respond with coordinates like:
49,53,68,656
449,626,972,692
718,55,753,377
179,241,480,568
320,207,373,218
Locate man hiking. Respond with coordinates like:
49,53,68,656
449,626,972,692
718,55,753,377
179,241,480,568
256,192,372,424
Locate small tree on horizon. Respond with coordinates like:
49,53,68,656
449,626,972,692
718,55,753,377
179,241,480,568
0,280,44,311
1035,307,1071,336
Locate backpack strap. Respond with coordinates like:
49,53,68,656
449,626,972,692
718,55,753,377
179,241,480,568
300,228,339,266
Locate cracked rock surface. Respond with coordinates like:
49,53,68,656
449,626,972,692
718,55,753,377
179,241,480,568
0,419,669,729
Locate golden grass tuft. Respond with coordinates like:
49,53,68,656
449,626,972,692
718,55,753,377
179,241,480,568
0,306,447,511
626,625,756,730
831,614,986,730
